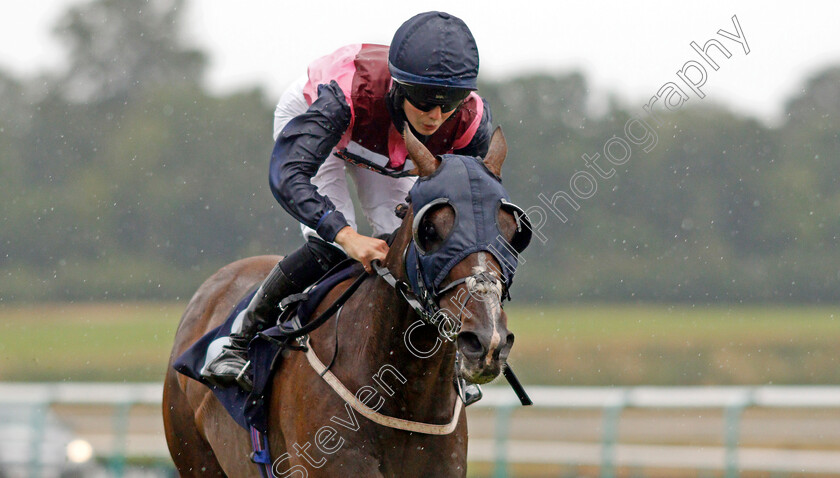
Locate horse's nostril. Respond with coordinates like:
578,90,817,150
499,333,515,360
457,332,485,359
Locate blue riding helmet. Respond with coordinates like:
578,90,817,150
404,155,532,302
389,11,479,91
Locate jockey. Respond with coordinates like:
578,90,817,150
202,11,494,392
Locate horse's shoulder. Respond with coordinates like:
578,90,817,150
312,272,369,317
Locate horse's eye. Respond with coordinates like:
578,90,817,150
422,220,437,240
414,203,454,254
417,218,439,253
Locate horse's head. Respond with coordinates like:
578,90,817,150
388,125,532,384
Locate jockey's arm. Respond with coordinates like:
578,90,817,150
269,81,389,269
269,81,352,243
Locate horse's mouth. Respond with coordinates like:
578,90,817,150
458,358,504,385
456,329,514,384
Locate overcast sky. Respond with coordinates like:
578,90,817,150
2,0,838,125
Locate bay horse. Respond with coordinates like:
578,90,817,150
163,127,529,477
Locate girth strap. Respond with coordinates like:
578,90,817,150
249,426,275,478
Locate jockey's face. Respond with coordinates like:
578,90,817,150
402,100,457,136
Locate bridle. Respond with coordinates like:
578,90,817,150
371,258,447,327
371,257,505,330
371,202,515,330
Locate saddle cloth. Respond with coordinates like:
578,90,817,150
172,262,364,432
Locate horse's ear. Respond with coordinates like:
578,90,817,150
403,124,439,177
483,126,507,177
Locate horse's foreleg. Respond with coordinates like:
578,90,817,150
271,448,386,478
191,383,257,476
163,372,227,476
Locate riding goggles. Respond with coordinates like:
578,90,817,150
397,80,472,113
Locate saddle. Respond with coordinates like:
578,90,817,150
173,260,366,432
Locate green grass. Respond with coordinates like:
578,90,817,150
505,304,840,385
0,302,183,381
0,302,837,384
510,304,839,340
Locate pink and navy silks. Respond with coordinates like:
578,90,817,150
269,43,494,243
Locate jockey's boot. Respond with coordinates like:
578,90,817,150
201,237,346,391
201,262,299,391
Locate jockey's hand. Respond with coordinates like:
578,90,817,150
334,226,389,273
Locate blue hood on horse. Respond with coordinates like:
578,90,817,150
404,154,530,301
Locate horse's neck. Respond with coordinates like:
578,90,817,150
351,276,458,422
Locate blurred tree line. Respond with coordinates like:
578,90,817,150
1,0,838,303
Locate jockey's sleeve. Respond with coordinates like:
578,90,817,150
269,81,352,243
453,98,494,158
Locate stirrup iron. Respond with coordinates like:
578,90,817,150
236,360,254,392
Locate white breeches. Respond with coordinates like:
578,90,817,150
273,76,416,244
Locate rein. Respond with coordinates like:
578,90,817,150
374,252,532,407
271,258,465,435
371,259,442,326
275,260,368,339
274,240,526,437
